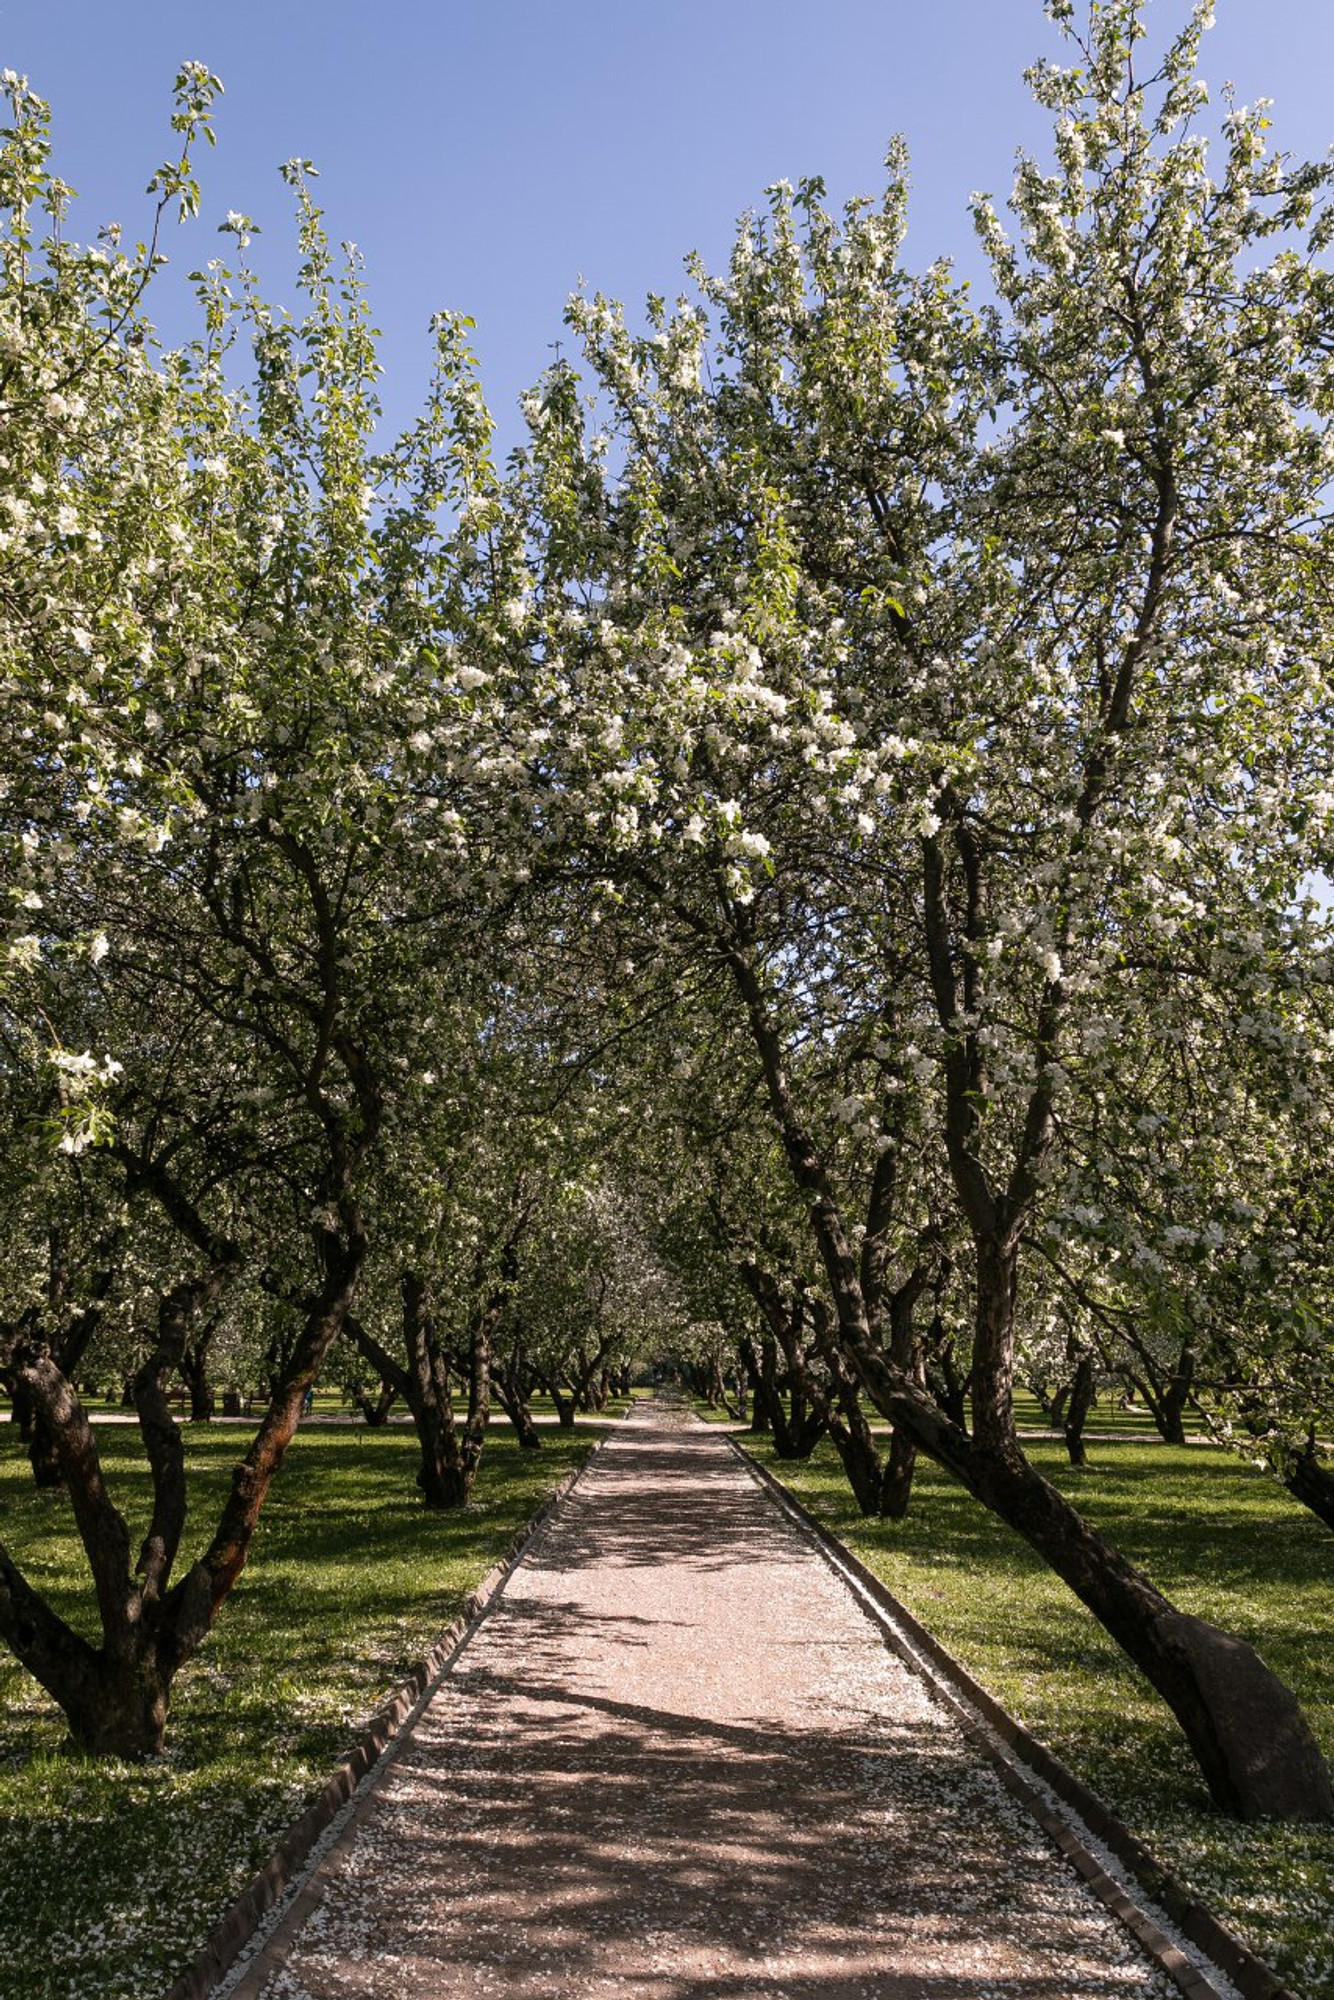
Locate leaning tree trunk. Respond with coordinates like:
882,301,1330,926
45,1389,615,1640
1282,1444,1334,1533
490,1360,544,1456
1063,1352,1096,1467
856,1237,1334,1822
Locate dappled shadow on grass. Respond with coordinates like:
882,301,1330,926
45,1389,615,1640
761,1432,1334,1638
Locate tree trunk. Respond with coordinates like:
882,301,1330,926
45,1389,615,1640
738,1336,771,1432
9,1381,64,1489
494,1381,542,1447
180,1339,216,1423
925,1329,970,1433
571,1334,616,1415
351,1380,397,1426
1121,1337,1194,1446
879,1429,917,1517
6,1236,124,1488
1064,1353,1096,1468
821,1329,911,1520
826,1413,882,1515
737,1271,828,1459
401,1260,502,1509
877,1275,929,1517
491,1343,541,1446
537,1373,578,1430
756,1333,797,1452
1156,1343,1195,1445
0,1221,367,1759
1283,1447,1334,1532
65,1652,173,1760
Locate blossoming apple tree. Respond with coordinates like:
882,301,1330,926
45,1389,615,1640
0,72,531,1753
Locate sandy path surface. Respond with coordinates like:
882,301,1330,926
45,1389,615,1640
234,1408,1173,2000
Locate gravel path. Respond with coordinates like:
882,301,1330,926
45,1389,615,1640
233,1407,1175,2000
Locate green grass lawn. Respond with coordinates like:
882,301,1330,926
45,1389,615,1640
1008,1389,1206,1438
10,1387,632,1425
745,1432,1334,2000
692,1390,1201,1436
0,1422,593,2000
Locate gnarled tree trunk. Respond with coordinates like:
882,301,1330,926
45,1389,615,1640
0,1221,365,1760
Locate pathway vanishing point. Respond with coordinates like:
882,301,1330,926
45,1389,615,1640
220,1406,1189,2000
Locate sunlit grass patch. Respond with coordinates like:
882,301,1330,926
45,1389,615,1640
748,1434,1334,2000
0,1422,592,1999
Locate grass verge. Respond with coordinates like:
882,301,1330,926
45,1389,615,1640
0,1423,593,2000
745,1433,1334,2000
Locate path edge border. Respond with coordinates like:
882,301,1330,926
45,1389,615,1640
163,1434,608,2000
728,1436,1298,2000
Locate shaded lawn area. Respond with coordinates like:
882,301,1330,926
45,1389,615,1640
695,1392,1204,1436
0,1422,593,2000
747,1434,1334,2000
1006,1389,1205,1437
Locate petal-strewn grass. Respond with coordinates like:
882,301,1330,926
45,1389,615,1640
0,1421,594,2000
745,1433,1334,2000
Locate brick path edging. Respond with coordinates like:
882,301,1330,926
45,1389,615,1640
162,1439,608,2000
731,1439,1297,2000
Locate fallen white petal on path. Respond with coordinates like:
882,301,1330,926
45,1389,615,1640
238,1406,1177,2000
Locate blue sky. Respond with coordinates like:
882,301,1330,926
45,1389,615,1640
2,1,1331,449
